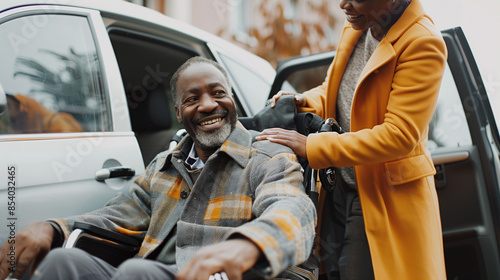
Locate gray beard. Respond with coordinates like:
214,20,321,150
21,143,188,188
194,122,232,150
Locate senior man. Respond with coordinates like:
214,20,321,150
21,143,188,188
0,57,316,280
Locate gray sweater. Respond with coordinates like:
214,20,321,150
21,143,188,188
336,29,380,190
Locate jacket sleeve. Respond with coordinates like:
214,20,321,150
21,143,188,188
229,144,317,277
48,156,164,241
307,34,447,169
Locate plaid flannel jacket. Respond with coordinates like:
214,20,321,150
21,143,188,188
51,122,316,277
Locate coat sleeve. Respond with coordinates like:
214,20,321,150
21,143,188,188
306,34,447,169
229,144,317,277
48,156,164,241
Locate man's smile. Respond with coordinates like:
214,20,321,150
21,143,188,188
200,117,222,126
194,111,228,132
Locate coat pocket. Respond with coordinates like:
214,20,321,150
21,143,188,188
385,154,436,186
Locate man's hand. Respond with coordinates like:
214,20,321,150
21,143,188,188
176,238,262,280
256,128,308,159
269,91,305,108
0,222,54,279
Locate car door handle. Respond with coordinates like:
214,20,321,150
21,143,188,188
94,167,135,182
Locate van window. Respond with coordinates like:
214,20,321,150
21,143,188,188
217,52,270,114
428,64,473,150
0,14,109,134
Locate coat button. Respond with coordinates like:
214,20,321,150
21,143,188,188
180,191,188,199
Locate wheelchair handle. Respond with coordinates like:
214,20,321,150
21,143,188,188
168,129,187,151
317,118,342,192
320,118,343,134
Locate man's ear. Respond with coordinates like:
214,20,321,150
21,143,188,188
174,105,182,123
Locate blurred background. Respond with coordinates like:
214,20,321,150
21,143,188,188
124,0,499,120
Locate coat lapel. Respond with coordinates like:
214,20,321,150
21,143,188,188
356,39,396,89
328,0,426,119
354,0,425,107
326,26,363,118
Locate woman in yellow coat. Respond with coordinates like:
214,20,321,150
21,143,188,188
257,0,447,279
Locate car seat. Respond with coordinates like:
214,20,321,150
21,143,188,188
128,86,178,166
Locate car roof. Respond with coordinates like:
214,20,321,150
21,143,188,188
0,0,276,87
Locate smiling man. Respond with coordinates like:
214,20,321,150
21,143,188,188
171,58,238,162
0,57,316,280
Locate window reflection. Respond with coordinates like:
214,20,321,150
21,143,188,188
428,65,473,150
218,52,270,114
0,14,109,134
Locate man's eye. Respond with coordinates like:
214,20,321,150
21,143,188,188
183,97,197,104
213,90,226,96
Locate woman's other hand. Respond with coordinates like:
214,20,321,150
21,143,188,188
269,91,306,108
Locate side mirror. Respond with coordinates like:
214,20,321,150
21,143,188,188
0,83,6,115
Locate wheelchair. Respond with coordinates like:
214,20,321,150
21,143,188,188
63,95,342,280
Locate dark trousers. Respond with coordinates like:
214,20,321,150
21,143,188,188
319,181,374,280
31,248,177,280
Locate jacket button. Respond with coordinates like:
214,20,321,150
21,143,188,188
180,191,188,199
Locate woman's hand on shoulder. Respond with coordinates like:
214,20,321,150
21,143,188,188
256,128,307,159
269,91,306,108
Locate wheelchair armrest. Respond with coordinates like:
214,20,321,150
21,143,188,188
63,222,141,267
238,117,253,130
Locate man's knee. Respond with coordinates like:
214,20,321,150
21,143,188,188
116,259,159,277
116,259,149,276
32,248,96,280
40,248,88,266
114,259,175,280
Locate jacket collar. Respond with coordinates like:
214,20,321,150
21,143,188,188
341,0,425,42
161,121,252,171
343,0,425,87
213,121,253,168
385,0,425,43
325,0,426,119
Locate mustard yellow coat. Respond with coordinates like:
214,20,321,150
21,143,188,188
299,0,447,279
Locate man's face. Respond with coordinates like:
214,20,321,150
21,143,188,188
174,63,237,151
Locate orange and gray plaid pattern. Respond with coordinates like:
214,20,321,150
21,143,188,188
51,122,316,278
